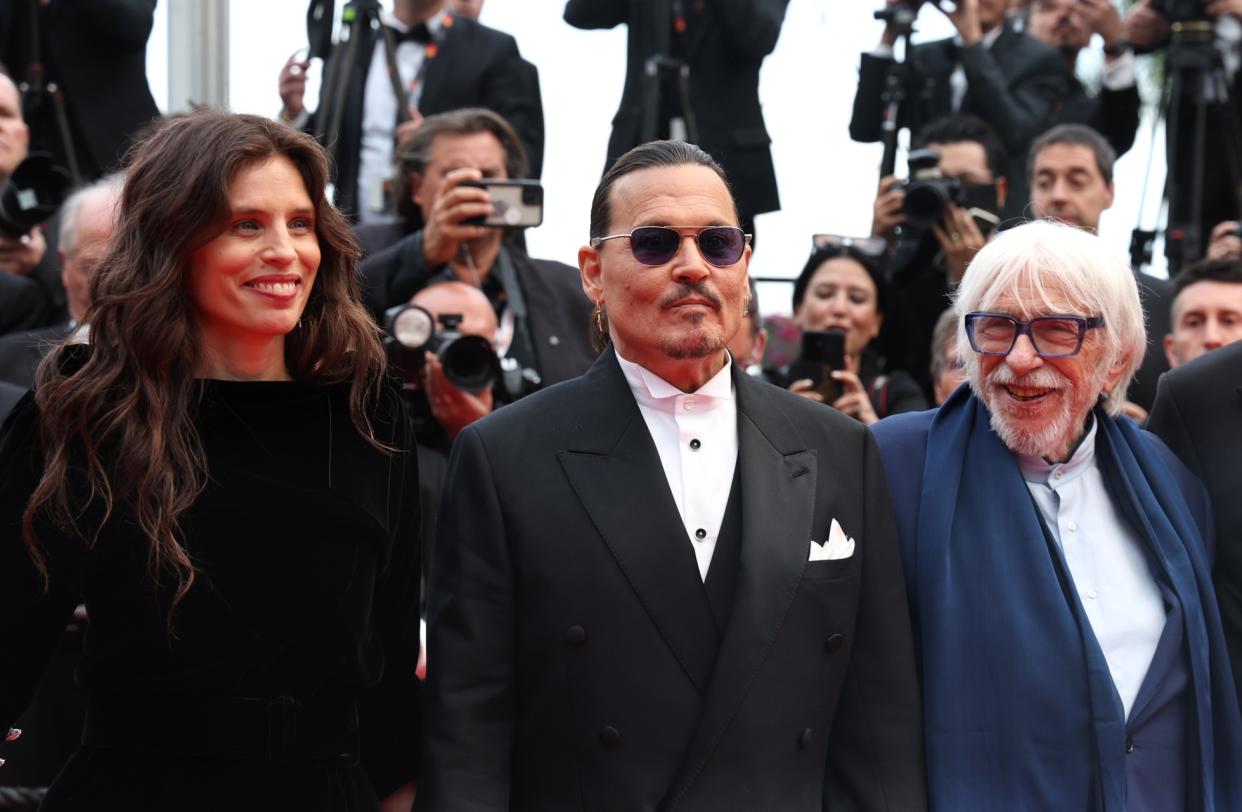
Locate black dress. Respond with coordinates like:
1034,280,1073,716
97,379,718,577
0,377,421,811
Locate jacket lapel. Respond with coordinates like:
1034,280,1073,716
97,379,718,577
557,353,721,694
664,370,817,807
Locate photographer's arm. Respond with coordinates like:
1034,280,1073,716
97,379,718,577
69,0,157,52
958,43,1067,153
711,0,790,58
563,0,630,30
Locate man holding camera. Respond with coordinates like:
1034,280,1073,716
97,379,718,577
852,0,1068,220
0,70,62,337
360,108,595,392
872,114,1008,398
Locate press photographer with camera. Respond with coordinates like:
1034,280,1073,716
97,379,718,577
0,69,71,338
872,114,1008,398
360,108,596,393
852,0,1066,221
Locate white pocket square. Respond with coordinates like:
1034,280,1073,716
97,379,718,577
809,519,856,562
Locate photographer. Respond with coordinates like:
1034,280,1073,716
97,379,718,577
851,0,1067,221
1025,0,1142,157
871,114,1008,398
1124,0,1242,258
0,70,64,337
360,108,596,390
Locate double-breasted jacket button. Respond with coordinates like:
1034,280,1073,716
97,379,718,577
1125,736,1135,754
566,625,587,646
825,633,846,653
599,725,621,746
798,728,814,749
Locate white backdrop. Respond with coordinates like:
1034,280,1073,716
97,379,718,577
145,1,1168,314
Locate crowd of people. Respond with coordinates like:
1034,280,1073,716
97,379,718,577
3,0,1242,810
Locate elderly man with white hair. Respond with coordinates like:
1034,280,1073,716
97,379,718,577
872,220,1242,811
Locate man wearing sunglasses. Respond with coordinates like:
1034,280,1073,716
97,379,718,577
872,220,1242,810
422,140,927,811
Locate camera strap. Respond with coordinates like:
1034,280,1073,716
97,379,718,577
492,247,539,376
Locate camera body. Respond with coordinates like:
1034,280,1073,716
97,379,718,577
1150,0,1211,24
0,153,72,239
383,305,501,395
900,148,1000,232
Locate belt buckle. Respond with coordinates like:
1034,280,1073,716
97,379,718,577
266,695,300,762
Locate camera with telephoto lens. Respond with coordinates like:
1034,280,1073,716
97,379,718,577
383,304,501,395
900,148,999,230
0,153,72,239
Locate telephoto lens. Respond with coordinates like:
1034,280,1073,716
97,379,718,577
0,153,72,238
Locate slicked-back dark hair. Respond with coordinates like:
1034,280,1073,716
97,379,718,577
588,140,736,241
792,246,888,315
1027,123,1116,185
914,114,1009,181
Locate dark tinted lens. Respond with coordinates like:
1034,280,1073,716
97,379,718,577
698,227,745,266
629,227,680,265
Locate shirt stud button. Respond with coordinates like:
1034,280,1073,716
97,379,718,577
689,438,701,450
695,528,706,540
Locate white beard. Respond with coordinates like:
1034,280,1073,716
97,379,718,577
976,363,1108,459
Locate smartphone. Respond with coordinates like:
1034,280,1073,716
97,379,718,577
799,330,846,403
461,179,544,228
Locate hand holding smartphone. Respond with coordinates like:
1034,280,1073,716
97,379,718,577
460,179,544,228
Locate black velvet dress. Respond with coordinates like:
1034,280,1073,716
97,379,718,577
0,377,421,811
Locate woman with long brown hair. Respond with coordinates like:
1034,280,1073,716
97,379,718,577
0,110,420,811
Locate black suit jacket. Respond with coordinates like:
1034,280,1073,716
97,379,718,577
0,322,71,388
360,234,596,387
1050,78,1141,158
564,0,788,222
1147,340,1242,709
0,0,159,179
850,23,1068,220
314,14,545,218
421,352,927,811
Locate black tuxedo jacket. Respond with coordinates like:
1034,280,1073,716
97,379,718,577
0,0,159,179
0,322,71,388
850,23,1068,219
1051,78,1141,158
359,233,596,388
421,352,927,811
564,0,788,222
1147,340,1242,709
314,14,545,218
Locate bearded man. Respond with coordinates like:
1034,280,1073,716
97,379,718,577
872,220,1242,810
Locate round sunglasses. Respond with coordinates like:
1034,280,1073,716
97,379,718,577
590,226,751,267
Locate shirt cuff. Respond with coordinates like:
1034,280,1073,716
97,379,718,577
1101,50,1136,91
871,43,895,58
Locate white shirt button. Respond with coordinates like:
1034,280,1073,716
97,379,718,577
1086,588,1098,600
1054,470,1064,480
1067,520,1078,532
683,399,696,411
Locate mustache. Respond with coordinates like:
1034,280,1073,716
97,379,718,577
987,365,1065,388
659,282,722,309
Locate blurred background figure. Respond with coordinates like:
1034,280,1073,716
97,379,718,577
725,277,767,374
0,0,159,184
783,235,926,424
448,0,483,20
928,306,966,404
563,0,789,241
1163,258,1242,368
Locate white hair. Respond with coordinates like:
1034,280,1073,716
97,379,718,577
57,173,124,256
953,219,1145,415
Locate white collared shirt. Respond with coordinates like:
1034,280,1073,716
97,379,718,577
616,350,738,582
357,9,447,223
1018,418,1166,719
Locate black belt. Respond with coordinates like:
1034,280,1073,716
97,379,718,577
83,691,360,764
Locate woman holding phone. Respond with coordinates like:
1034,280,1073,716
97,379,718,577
785,235,927,424
0,110,420,811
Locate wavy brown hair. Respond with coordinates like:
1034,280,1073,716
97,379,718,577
23,110,387,617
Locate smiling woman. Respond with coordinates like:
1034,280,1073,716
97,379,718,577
0,110,421,811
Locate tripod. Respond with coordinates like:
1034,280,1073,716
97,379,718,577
638,0,699,145
874,4,921,178
1161,19,1242,274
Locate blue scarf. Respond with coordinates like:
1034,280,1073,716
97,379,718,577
911,389,1242,810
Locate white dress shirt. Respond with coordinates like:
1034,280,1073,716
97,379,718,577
1018,418,1166,719
616,350,739,582
950,26,1004,111
356,9,447,223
